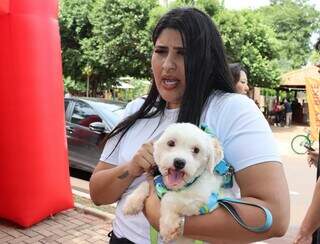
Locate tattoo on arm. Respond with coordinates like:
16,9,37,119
118,170,129,179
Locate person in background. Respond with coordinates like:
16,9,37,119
284,98,292,128
90,7,289,244
273,100,283,127
294,149,320,244
294,63,320,244
229,63,249,95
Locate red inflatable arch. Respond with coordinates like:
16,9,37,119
0,0,74,227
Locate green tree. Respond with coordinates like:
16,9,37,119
59,0,157,96
165,0,222,16
259,0,320,69
215,10,281,87
59,0,94,94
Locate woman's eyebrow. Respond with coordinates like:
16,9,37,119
154,45,168,49
155,45,185,50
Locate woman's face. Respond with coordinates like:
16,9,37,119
151,28,186,109
235,70,249,95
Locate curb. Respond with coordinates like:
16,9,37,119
72,189,115,221
74,202,115,221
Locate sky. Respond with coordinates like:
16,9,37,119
224,0,320,10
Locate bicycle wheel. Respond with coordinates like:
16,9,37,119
291,135,312,154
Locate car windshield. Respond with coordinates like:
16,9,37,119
94,102,125,124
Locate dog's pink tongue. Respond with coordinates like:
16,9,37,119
167,169,184,187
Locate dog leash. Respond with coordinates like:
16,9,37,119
149,196,273,244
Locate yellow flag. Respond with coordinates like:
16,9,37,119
305,77,320,141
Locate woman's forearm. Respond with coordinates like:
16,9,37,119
184,196,288,242
89,162,137,205
299,178,320,236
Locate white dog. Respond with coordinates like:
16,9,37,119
123,123,230,243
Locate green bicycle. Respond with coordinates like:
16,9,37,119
291,129,315,154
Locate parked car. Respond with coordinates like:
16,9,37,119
64,97,125,173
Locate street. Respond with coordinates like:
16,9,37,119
258,125,318,243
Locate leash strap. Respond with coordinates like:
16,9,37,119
150,226,158,244
149,198,272,244
217,197,273,233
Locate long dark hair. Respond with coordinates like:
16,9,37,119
105,7,235,144
228,63,247,84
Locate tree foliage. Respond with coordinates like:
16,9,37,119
215,10,281,87
59,0,157,95
259,0,320,69
59,0,320,93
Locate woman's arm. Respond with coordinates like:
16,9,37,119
90,142,155,205
89,161,137,205
145,162,290,243
294,178,320,244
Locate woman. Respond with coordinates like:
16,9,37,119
229,63,249,95
90,7,289,243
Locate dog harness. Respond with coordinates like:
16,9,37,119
149,124,273,244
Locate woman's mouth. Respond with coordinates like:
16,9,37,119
162,79,179,90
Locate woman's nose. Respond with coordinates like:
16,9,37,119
162,55,176,72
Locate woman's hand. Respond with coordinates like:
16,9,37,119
307,150,319,167
144,179,161,230
128,142,155,177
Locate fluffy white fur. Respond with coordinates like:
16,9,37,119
123,123,229,243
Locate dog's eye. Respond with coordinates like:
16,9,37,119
167,140,175,147
193,147,200,154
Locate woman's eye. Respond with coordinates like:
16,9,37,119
154,49,166,54
167,140,175,147
193,147,200,154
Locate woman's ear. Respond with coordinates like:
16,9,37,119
207,138,224,173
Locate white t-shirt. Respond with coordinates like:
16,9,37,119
100,92,281,244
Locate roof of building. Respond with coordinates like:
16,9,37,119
280,65,320,89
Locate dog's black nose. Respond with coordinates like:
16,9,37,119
173,158,186,170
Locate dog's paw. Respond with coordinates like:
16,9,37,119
160,215,181,242
122,195,144,215
123,182,149,215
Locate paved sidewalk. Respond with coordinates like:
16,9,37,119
0,211,297,244
0,208,112,244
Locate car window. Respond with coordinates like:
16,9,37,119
71,101,102,127
94,103,124,125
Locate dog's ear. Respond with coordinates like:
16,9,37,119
207,138,224,173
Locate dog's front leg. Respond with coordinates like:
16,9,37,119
159,193,186,243
123,181,149,215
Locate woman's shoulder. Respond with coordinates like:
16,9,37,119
207,91,256,112
124,97,146,115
